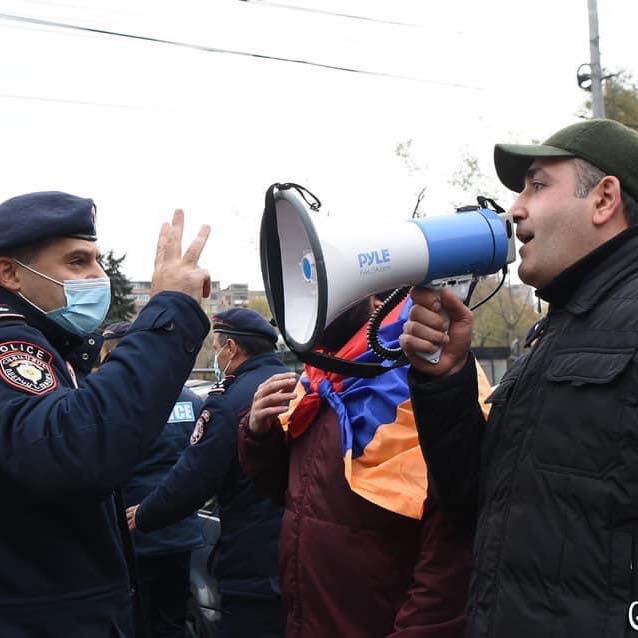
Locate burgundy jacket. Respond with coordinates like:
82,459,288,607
239,403,472,638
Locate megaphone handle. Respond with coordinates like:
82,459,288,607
415,280,471,365
416,303,448,365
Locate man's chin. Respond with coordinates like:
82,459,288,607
518,262,539,289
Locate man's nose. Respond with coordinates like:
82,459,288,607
509,194,527,223
89,263,108,279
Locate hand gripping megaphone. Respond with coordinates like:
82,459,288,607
260,183,516,374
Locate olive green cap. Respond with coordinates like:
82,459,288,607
494,119,638,200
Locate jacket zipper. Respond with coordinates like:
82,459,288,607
485,308,562,636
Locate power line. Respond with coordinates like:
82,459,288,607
0,12,483,91
238,0,428,29
0,91,150,110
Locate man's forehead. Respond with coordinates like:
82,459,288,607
41,237,100,258
527,157,574,177
62,237,99,251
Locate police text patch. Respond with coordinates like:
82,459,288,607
168,401,196,423
0,341,58,395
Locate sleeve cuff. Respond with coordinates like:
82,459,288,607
408,353,477,396
132,291,210,345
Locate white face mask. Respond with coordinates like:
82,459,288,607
15,260,111,336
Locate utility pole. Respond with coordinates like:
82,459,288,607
587,0,605,117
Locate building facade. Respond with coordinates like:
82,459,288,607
128,280,265,319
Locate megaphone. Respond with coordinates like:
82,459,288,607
260,183,516,356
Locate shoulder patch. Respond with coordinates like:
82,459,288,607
209,380,226,396
0,305,25,324
190,408,212,445
168,401,196,423
0,341,58,395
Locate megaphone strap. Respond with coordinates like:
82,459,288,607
296,349,407,379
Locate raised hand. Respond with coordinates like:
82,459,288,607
126,505,139,531
151,209,211,303
249,372,298,434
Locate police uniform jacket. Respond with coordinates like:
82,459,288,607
124,387,204,556
0,288,209,638
136,352,285,599
409,227,638,637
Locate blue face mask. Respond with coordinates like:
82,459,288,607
16,261,111,336
212,344,232,383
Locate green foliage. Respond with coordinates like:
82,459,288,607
448,150,510,209
246,295,272,320
99,250,135,325
584,71,638,129
193,330,215,376
471,276,541,350
450,153,482,192
604,72,638,129
395,139,421,175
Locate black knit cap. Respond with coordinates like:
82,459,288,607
212,308,278,344
0,191,97,252
494,119,638,200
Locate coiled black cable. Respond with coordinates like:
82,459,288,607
366,286,411,361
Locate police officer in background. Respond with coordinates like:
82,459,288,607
128,309,286,638
0,192,211,637
102,321,205,638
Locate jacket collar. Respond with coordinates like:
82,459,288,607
537,226,638,315
0,287,102,373
222,352,282,390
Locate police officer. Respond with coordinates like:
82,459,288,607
103,321,205,638
128,309,286,638
0,192,211,637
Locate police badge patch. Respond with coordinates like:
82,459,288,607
190,408,212,445
0,341,57,395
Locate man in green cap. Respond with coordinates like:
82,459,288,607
400,119,638,637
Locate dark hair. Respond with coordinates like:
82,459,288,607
320,297,373,351
573,158,638,226
217,332,275,356
1,238,58,263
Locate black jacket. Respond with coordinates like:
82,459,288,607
0,288,209,637
124,387,204,556
409,228,638,638
136,352,285,599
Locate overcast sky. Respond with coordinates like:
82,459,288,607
1,0,636,288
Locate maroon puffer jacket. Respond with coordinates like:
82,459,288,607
239,403,472,638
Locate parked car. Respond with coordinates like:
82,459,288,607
185,378,215,401
185,505,222,638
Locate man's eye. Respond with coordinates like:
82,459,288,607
531,181,545,191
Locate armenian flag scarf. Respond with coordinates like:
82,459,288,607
281,300,492,520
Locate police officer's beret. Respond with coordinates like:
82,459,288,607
102,321,132,340
212,308,278,344
0,191,97,252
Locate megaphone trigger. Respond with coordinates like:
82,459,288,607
415,279,472,365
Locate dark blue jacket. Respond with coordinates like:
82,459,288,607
124,388,205,556
0,288,209,638
136,353,285,599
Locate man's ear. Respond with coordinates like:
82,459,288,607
0,257,21,292
591,176,625,227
